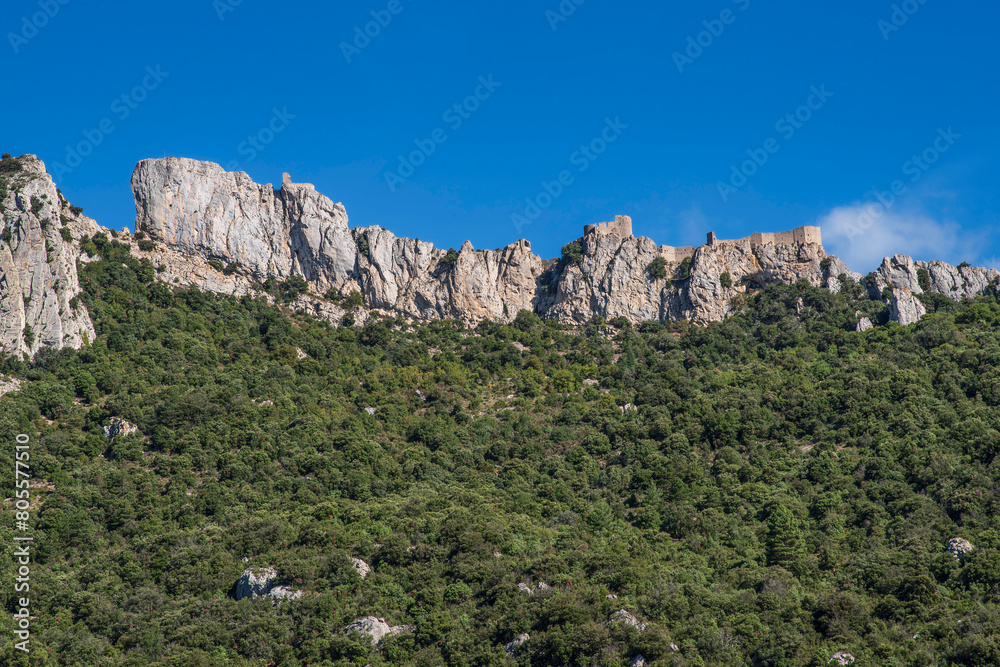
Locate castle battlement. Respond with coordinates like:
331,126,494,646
580,217,820,261
707,226,822,248
584,215,633,239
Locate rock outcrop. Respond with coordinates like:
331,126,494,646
0,154,95,357
609,609,647,631
235,567,302,602
888,287,927,327
342,616,413,646
351,557,371,579
3,153,998,360
103,419,139,440
947,537,974,559
504,633,529,656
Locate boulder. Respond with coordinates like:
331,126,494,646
609,609,647,631
829,651,855,665
351,558,371,579
504,633,529,656
236,567,302,602
103,418,139,440
947,537,974,559
631,655,646,667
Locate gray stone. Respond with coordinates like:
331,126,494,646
103,418,139,440
888,287,927,326
856,316,873,333
504,633,529,656
236,567,302,602
631,655,646,667
947,537,974,559
609,609,647,631
351,558,371,579
0,155,95,357
829,651,855,665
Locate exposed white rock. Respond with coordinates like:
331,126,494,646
103,418,139,440
236,567,302,602
947,537,974,559
0,155,95,357
341,617,414,647
631,655,646,667
351,558,371,579
504,633,529,656
7,154,999,353
856,316,873,333
888,287,927,326
0,375,21,397
829,651,855,665
536,582,551,592
517,583,532,594
609,609,647,631
605,593,618,600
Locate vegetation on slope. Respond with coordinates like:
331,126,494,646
1,239,1000,666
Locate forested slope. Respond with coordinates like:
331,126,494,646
2,236,1000,666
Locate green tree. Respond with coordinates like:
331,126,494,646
766,506,806,567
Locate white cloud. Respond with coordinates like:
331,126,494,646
818,204,985,273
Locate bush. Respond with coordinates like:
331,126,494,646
561,240,583,265
138,239,156,252
647,256,667,279
31,196,44,215
357,234,372,261
345,291,364,308
720,272,733,288
679,256,692,280
60,227,72,242
0,154,22,174
917,268,931,292
438,248,459,270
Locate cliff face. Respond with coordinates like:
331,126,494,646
0,155,95,357
2,154,997,358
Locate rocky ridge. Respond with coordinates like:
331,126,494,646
2,153,998,357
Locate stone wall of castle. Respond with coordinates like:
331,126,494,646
658,246,697,263
584,215,633,239
712,225,822,248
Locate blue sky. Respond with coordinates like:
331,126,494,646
2,0,997,271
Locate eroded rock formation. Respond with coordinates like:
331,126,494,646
2,153,997,359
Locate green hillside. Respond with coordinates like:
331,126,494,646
3,236,1000,666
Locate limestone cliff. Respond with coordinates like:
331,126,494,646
0,155,95,357
2,154,997,358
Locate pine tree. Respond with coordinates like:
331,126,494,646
766,506,806,567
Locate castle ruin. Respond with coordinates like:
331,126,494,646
582,217,821,267
583,215,633,239
707,226,822,248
